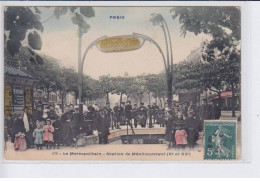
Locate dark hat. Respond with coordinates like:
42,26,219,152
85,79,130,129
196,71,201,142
48,104,54,109
140,102,144,105
121,102,125,104
134,104,137,106
36,104,43,108
55,115,60,120
127,100,131,103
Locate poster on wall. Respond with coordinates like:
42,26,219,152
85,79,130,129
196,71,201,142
4,86,13,116
13,86,24,113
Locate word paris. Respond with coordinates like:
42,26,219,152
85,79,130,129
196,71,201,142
110,16,125,20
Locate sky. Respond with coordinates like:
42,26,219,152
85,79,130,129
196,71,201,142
37,7,209,80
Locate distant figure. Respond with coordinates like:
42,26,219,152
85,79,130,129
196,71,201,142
125,101,132,125
113,103,121,129
132,104,139,128
151,103,159,124
137,103,148,128
104,102,113,128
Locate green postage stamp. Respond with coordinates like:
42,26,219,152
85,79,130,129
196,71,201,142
204,120,237,160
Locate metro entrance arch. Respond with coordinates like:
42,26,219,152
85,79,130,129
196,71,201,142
78,32,170,107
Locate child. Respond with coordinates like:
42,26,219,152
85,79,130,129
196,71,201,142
174,112,188,149
33,123,43,150
43,119,54,149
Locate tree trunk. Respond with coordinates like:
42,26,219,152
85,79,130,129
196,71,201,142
159,97,162,108
106,92,109,104
231,84,236,117
148,91,151,105
217,92,222,119
61,93,65,113
119,92,123,107
167,75,173,109
47,90,50,103
139,95,142,104
75,92,78,105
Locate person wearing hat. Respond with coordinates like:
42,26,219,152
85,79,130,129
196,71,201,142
60,106,74,146
104,102,113,129
132,104,139,128
137,103,148,128
32,104,45,128
52,115,63,149
165,109,175,148
125,101,132,125
11,112,26,143
120,102,126,125
96,107,110,144
186,108,200,148
151,102,159,124
113,103,121,129
70,106,81,148
47,104,57,125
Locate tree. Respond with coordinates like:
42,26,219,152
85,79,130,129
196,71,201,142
99,75,114,104
54,7,95,103
172,7,241,117
4,7,44,57
221,48,241,117
171,7,241,41
140,74,167,107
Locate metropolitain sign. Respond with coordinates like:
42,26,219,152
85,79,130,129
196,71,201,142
97,36,142,53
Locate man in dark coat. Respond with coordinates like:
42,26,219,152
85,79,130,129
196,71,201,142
60,109,74,146
47,104,57,124
32,104,44,127
164,103,175,147
70,106,81,148
52,115,63,149
97,108,110,144
137,103,148,128
151,103,159,124
120,102,126,125
113,103,121,129
132,104,139,128
104,102,113,129
11,112,26,143
125,101,132,125
186,108,200,148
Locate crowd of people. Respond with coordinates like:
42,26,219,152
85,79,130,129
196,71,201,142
4,100,203,151
164,101,203,149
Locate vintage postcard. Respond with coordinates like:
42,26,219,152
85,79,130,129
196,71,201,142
3,6,241,161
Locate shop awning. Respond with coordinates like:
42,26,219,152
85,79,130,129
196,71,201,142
213,91,233,99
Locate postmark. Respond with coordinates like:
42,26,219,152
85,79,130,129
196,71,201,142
204,120,237,160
